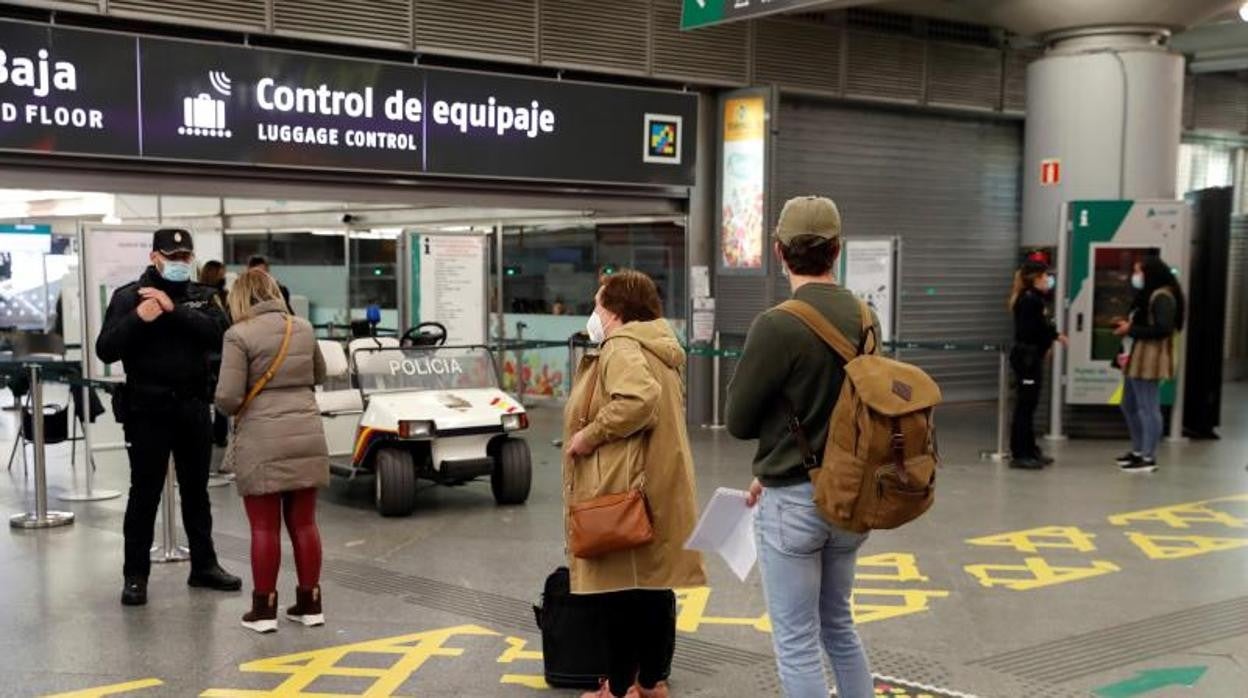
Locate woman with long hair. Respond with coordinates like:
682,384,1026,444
199,261,231,447
1007,259,1065,469
563,269,706,698
215,269,330,632
1114,256,1185,473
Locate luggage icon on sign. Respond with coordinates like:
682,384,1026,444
179,93,231,138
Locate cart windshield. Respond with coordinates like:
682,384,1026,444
353,346,499,395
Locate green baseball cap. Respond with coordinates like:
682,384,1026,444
775,196,842,244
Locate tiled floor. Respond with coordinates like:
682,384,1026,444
1,382,1245,697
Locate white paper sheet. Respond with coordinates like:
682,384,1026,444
684,487,756,582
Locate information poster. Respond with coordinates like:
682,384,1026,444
82,227,155,378
412,234,487,346
841,238,896,343
719,90,768,273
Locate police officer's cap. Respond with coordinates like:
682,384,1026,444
153,228,194,256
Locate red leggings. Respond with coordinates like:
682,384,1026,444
242,488,322,594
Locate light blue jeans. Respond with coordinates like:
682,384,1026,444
755,482,873,698
1122,378,1163,459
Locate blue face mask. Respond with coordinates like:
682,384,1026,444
160,260,193,283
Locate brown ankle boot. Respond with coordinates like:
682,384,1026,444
285,585,324,627
242,591,278,633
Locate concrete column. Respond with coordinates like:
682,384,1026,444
686,91,716,426
1022,29,1185,246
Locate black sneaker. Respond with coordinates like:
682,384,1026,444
1115,452,1142,466
1010,457,1045,470
121,577,148,606
188,564,243,591
1119,457,1158,474
1032,452,1055,466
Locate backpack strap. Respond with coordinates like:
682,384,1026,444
776,300,860,363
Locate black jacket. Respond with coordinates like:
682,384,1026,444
1013,288,1058,349
95,266,228,400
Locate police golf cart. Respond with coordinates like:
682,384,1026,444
316,324,532,517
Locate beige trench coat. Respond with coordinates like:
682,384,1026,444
215,299,330,497
562,319,706,594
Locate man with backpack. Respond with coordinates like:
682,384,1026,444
726,196,882,698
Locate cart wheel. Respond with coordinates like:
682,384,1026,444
376,448,417,517
491,438,532,505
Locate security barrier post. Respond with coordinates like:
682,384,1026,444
993,348,1009,462
150,459,189,563
703,332,726,430
10,364,75,529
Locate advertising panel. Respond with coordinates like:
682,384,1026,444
718,89,769,274
840,238,896,343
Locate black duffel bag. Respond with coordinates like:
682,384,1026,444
533,567,675,689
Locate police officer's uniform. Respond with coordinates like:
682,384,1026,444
96,229,241,604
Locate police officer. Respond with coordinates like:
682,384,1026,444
96,228,242,606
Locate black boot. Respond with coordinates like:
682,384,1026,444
188,563,243,591
285,586,325,627
242,591,278,633
121,576,148,607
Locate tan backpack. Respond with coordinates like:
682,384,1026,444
777,299,941,533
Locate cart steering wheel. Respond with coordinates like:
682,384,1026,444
401,322,448,347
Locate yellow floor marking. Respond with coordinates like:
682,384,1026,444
500,674,550,690
856,553,929,582
675,587,772,633
200,624,498,697
497,637,544,664
966,525,1098,553
1126,531,1248,560
1108,494,1248,530
964,557,1119,591
43,679,164,698
851,589,951,624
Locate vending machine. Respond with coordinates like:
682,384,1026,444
1059,200,1191,409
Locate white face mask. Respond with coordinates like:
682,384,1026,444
1131,273,1145,290
586,311,607,344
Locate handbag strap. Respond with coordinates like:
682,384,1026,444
236,315,294,419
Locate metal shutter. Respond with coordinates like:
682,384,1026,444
109,0,266,30
1227,216,1248,379
414,0,536,63
753,18,843,96
927,42,1002,110
1191,73,1248,133
650,0,747,86
771,99,1023,401
539,0,647,75
274,0,411,49
845,29,924,102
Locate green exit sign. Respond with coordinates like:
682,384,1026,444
681,0,840,31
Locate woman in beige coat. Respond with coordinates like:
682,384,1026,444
215,269,330,633
563,270,706,698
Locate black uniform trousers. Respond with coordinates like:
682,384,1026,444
122,394,219,579
1010,345,1044,459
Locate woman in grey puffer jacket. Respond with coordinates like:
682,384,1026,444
215,269,329,633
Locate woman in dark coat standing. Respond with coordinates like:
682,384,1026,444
1008,259,1065,469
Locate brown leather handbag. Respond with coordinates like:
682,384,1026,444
567,364,654,559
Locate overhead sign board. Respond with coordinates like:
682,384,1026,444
682,0,834,30
0,20,696,187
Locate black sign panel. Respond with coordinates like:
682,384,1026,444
139,38,423,173
135,32,695,186
423,69,693,186
0,20,697,187
0,22,139,156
